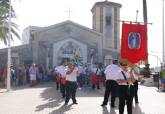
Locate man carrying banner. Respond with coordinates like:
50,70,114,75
119,22,148,114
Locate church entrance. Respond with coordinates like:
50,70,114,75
57,41,81,65
53,38,87,66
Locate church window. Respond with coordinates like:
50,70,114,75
106,16,111,26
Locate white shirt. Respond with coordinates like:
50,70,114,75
55,65,66,77
65,67,79,82
78,65,84,74
92,67,101,75
117,70,130,85
104,64,121,80
132,67,140,80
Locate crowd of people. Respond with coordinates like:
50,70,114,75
0,59,141,114
0,63,55,87
0,61,105,88
54,59,141,114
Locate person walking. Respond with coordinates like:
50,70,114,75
116,62,135,114
57,61,68,98
101,60,120,108
64,61,79,105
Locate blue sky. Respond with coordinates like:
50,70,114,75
0,0,163,68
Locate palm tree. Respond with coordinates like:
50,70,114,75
0,0,20,45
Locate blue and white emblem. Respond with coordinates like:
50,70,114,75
128,32,141,49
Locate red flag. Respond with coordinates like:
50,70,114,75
120,22,147,64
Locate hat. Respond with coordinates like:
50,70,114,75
120,62,128,66
112,60,118,64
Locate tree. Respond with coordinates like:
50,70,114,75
0,0,20,45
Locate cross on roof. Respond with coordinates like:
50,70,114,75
65,8,73,20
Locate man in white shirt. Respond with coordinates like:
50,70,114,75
116,62,135,114
64,61,80,105
56,61,68,98
101,60,120,108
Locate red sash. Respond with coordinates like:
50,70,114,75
60,77,66,85
91,74,99,85
55,76,61,83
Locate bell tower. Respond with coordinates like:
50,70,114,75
91,0,122,50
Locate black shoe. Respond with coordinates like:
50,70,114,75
135,101,139,104
73,102,78,104
101,104,107,107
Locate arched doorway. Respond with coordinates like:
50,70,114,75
53,38,87,66
57,41,82,65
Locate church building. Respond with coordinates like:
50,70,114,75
0,1,122,67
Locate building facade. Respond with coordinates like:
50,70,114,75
0,1,122,67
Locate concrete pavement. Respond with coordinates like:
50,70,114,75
0,82,165,114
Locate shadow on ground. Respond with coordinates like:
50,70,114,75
34,82,105,113
31,82,145,114
35,86,64,112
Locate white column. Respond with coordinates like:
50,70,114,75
7,0,12,91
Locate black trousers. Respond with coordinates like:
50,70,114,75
102,80,118,106
92,83,100,89
60,84,66,98
65,81,78,104
133,80,139,103
119,85,134,114
56,81,59,90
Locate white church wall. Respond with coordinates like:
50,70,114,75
22,27,30,44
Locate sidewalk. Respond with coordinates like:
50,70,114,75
0,82,165,114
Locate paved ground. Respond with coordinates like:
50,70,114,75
0,82,165,114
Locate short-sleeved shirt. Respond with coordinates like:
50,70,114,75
104,64,121,80
116,70,130,85
133,67,140,80
55,65,66,77
65,67,79,82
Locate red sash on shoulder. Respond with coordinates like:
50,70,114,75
91,73,99,85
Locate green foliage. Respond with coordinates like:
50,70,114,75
71,55,83,65
0,0,20,45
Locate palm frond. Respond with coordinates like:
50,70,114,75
0,0,20,45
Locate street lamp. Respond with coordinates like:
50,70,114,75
149,53,162,65
7,0,12,91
